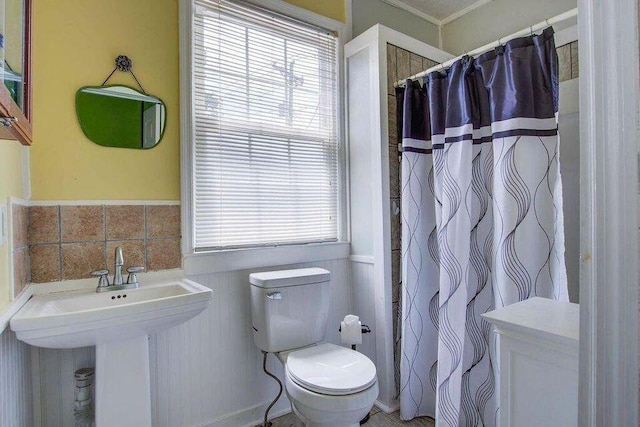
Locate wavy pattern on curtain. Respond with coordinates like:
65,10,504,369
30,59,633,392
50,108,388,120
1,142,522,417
398,27,568,426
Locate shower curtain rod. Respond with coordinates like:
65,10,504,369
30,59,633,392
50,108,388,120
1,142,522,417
393,7,578,87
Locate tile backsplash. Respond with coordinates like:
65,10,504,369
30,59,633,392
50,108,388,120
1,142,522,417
11,202,29,297
27,203,181,283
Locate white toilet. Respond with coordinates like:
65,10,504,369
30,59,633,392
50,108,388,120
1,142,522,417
249,268,378,427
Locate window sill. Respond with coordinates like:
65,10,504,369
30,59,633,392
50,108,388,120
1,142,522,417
183,241,351,275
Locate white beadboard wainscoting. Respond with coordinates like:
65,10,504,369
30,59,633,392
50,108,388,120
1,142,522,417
31,258,355,427
349,259,377,370
0,328,33,427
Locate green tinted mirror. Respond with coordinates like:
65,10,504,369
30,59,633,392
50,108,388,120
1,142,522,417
75,85,166,149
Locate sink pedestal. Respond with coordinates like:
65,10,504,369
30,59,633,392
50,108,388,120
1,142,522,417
10,277,212,427
95,336,152,427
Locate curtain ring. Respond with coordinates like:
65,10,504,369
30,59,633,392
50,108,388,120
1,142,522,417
529,25,533,36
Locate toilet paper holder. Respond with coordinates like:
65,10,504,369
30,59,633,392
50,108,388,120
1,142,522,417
338,324,371,334
338,323,371,351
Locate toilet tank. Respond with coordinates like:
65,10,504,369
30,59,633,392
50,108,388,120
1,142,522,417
250,268,331,353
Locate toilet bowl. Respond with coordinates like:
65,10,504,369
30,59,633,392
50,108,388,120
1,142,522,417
279,343,378,427
249,268,378,426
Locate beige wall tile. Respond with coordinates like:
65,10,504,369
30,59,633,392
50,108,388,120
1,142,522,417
28,206,60,244
106,240,145,272
61,242,106,280
146,205,181,239
557,44,572,82
391,249,401,302
390,198,400,251
106,205,144,240
12,204,27,249
387,44,397,95
61,206,105,242
423,58,438,73
13,248,29,295
388,93,397,139
570,41,579,78
147,238,181,271
389,95,400,199
30,244,61,283
410,53,423,76
396,48,411,81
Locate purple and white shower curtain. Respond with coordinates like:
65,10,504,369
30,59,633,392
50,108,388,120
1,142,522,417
398,27,568,426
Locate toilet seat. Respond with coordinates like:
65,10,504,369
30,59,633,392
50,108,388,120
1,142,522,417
286,343,377,396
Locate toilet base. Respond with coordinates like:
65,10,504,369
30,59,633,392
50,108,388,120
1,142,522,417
290,401,360,427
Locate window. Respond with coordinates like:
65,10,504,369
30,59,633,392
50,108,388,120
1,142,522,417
191,0,340,251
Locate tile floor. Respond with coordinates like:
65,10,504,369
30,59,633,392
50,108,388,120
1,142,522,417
268,406,435,426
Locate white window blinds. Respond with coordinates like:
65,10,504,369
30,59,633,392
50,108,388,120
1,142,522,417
192,0,340,251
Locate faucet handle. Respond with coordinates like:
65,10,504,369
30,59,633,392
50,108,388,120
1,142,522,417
126,266,145,286
91,269,110,291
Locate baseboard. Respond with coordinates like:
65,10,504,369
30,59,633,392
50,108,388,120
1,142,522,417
374,398,400,414
193,399,291,427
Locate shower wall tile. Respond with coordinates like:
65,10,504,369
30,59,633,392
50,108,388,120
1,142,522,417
391,249,401,303
557,44,572,82
423,58,438,72
28,203,181,283
390,198,400,251
570,41,579,78
388,95,400,199
410,53,423,76
396,48,411,84
557,41,580,82
387,44,397,95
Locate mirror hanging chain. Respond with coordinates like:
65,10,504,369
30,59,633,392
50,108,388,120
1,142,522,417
101,55,146,94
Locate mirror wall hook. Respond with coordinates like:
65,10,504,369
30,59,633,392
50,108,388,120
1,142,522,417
101,55,146,94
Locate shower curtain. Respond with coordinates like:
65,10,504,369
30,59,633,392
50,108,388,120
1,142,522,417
398,27,568,426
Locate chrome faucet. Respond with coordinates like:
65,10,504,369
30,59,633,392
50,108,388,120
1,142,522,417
113,246,124,286
91,246,144,293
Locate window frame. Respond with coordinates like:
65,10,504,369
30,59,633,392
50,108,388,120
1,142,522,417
180,0,350,274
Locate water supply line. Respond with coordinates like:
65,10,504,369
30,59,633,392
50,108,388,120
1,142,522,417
261,351,283,427
73,367,95,426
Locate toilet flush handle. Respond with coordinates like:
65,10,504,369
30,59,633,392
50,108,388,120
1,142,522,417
266,292,282,300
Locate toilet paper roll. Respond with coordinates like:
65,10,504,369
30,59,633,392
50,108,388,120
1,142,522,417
340,314,362,345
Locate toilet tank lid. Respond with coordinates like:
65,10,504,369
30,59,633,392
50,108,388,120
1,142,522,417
249,268,330,288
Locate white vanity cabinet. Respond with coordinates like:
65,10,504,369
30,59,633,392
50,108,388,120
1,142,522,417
482,297,579,427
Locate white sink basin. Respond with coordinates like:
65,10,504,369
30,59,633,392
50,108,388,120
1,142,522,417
10,278,212,348
10,277,212,427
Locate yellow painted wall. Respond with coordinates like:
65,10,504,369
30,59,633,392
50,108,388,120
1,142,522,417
0,142,26,309
284,0,346,23
30,0,181,201
29,0,345,202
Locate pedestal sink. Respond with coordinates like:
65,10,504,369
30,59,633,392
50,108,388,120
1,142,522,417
10,278,212,427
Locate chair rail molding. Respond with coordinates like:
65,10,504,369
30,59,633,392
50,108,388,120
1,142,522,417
577,0,639,425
